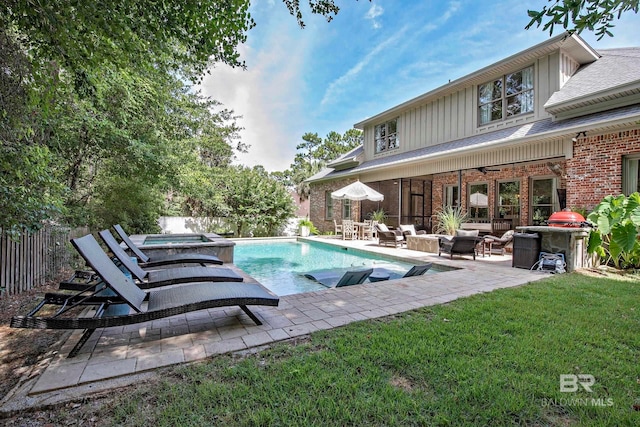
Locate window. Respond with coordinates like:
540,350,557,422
468,183,489,221
342,199,351,219
444,185,459,208
623,154,640,195
375,119,399,153
479,66,534,125
497,180,520,224
531,178,557,225
325,191,334,219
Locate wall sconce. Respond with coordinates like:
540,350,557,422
571,131,587,143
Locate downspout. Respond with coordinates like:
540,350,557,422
457,170,462,207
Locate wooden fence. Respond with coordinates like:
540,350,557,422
0,225,88,297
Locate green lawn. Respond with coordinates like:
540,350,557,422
87,273,640,425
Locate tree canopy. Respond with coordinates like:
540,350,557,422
0,1,350,235
526,0,639,39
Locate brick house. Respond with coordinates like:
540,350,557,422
306,33,640,234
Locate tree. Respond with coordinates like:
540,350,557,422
0,0,352,234
526,0,639,39
223,167,295,237
287,129,362,201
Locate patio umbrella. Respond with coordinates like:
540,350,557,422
469,191,488,219
469,192,488,207
331,180,384,201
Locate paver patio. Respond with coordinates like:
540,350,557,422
1,237,548,412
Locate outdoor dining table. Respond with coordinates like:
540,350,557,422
354,222,372,240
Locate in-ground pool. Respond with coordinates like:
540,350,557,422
233,239,449,296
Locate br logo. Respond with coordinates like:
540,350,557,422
560,374,595,392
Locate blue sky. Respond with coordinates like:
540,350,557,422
199,0,640,172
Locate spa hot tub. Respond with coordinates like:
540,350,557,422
129,232,235,263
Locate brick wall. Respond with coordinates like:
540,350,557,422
309,126,640,231
566,128,640,211
309,178,360,234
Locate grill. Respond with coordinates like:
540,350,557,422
547,210,586,228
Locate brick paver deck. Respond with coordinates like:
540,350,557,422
1,237,547,412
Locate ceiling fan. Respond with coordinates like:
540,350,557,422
476,166,500,174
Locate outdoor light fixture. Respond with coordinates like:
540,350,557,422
571,131,587,143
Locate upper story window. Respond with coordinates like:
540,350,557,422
478,66,534,126
375,119,399,153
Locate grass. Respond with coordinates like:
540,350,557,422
64,273,640,425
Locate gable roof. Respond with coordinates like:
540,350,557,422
545,47,640,118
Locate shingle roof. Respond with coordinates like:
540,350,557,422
311,103,640,181
545,47,640,110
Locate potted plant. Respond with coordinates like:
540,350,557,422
298,218,318,237
433,206,469,235
369,208,387,223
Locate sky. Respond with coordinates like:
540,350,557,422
199,0,640,172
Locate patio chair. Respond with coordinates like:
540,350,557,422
369,263,433,281
438,235,483,260
376,224,404,248
342,220,359,240
94,229,243,289
333,219,343,237
10,234,279,357
113,224,223,267
304,268,373,288
483,229,515,256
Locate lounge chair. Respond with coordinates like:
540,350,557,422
304,268,373,288
369,263,433,281
483,229,515,256
96,229,243,289
438,235,483,260
11,234,279,357
113,224,223,267
376,224,404,248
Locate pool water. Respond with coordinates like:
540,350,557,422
233,239,441,296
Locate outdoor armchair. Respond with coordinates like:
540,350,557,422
376,224,404,248
438,234,483,260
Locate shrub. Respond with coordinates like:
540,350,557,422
587,192,640,269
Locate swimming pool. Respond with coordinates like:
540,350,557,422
233,239,446,296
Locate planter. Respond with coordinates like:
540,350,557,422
299,226,310,237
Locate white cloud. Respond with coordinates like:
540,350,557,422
199,21,311,172
365,4,384,29
320,26,409,107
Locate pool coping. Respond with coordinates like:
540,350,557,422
0,236,547,413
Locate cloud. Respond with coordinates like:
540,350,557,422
365,4,384,29
199,21,311,172
320,26,408,107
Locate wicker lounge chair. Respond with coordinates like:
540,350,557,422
11,234,279,357
95,229,243,289
113,224,223,267
304,268,373,288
